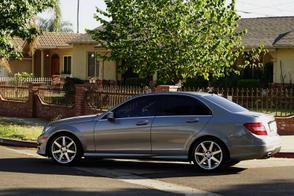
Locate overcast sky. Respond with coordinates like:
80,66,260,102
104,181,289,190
42,0,294,33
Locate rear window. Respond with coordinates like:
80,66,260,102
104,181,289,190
205,95,248,112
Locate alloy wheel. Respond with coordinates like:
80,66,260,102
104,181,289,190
194,140,223,170
51,136,77,164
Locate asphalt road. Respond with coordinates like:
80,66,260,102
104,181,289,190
1,145,294,196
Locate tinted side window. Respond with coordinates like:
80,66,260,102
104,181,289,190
158,95,211,116
114,96,158,118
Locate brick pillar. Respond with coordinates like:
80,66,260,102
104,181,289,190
29,83,41,118
155,85,180,92
75,84,88,116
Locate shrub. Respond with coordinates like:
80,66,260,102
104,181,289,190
62,77,84,93
123,77,149,86
183,77,208,88
11,72,33,85
62,77,84,103
237,79,261,88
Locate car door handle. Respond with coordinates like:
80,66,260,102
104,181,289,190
136,120,149,126
186,119,199,123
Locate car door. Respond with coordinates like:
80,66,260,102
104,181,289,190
94,95,158,154
151,95,212,155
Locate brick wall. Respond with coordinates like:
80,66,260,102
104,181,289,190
34,94,75,120
0,88,33,118
276,117,294,135
0,84,98,120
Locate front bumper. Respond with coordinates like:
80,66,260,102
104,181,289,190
37,134,49,156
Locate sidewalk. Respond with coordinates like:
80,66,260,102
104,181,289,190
275,136,294,158
280,136,294,153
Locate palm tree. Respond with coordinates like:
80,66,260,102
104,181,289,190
52,0,62,32
38,18,73,32
37,0,74,32
38,0,62,32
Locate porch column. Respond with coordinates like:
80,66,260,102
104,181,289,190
32,53,35,76
41,50,44,77
98,60,103,80
271,49,278,83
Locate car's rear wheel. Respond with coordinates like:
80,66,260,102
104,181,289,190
50,134,81,165
192,139,228,171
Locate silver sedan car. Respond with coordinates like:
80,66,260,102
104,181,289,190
37,92,281,171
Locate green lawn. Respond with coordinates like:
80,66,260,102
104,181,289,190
0,118,43,141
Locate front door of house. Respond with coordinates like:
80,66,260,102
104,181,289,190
51,54,60,75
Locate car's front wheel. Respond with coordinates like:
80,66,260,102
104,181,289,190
50,134,81,165
192,138,228,171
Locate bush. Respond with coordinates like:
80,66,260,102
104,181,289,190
237,79,261,88
183,77,208,88
62,77,84,103
62,77,84,93
10,72,33,85
123,77,149,86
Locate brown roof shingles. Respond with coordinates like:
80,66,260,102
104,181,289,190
11,16,294,51
35,32,97,49
12,32,97,50
11,37,26,52
35,32,80,49
239,16,294,48
68,33,98,45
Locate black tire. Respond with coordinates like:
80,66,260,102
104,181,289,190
49,133,82,165
191,138,229,171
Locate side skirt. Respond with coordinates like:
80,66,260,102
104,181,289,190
83,153,188,161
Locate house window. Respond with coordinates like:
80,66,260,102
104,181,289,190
88,52,100,77
63,56,72,74
0,66,7,77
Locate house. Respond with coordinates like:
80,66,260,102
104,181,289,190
1,16,294,85
0,32,118,81
239,16,294,84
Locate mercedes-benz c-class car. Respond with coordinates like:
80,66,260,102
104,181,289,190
37,92,281,171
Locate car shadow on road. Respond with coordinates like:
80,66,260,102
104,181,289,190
0,188,179,196
0,157,246,179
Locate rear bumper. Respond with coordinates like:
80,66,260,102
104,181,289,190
230,135,282,160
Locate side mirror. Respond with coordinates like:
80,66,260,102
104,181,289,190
106,112,115,121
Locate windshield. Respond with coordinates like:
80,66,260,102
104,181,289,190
204,94,248,113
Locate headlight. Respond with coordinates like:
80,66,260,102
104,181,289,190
42,126,51,134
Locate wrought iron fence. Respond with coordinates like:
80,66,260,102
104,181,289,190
86,85,294,116
87,85,145,111
0,85,29,102
181,87,294,117
38,87,73,106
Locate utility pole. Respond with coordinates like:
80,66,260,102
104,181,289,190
77,0,80,33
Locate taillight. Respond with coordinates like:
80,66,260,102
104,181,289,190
244,122,267,136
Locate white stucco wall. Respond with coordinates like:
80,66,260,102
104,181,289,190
273,48,294,84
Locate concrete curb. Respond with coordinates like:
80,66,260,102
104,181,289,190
0,137,37,148
0,137,293,159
